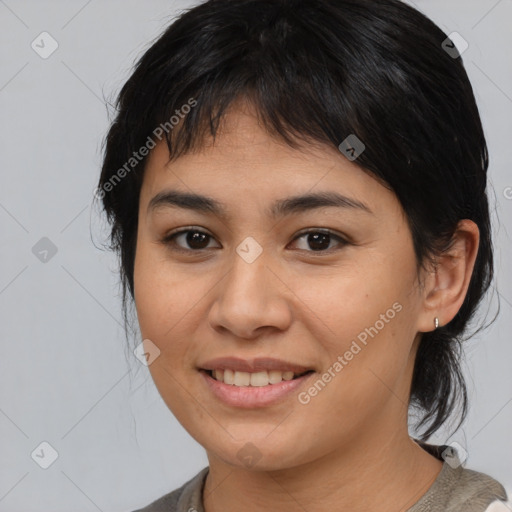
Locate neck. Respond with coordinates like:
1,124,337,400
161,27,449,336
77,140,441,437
202,424,443,512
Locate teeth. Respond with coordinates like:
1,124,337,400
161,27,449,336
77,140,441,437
211,369,299,386
223,369,235,385
269,370,284,384
250,371,269,387
234,371,250,386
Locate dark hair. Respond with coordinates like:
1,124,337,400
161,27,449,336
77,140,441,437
97,0,496,440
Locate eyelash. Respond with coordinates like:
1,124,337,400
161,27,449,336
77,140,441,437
160,227,350,255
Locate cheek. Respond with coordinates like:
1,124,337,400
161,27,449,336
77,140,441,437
133,243,214,364
293,251,418,394
133,241,184,344
290,252,409,339
132,247,205,415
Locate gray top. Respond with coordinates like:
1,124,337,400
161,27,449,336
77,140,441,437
132,444,508,512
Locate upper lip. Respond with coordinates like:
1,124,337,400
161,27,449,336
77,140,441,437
199,357,313,374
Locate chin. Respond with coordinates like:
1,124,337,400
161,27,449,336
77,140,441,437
203,434,312,472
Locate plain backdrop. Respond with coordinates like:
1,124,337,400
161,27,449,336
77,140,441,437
0,1,511,510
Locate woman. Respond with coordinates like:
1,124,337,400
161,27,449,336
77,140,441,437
96,0,508,510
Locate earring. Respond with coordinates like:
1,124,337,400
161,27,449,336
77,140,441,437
434,317,439,329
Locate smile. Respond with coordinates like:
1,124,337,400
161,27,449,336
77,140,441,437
198,356,316,407
206,368,313,386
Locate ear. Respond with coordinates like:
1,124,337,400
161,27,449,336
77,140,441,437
416,219,480,333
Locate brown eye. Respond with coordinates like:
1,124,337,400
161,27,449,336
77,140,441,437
290,229,348,252
162,228,220,252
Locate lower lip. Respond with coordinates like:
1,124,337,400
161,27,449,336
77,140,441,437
200,370,314,408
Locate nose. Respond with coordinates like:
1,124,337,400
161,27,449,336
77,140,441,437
207,247,293,340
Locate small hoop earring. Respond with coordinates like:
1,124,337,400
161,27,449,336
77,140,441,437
434,317,439,329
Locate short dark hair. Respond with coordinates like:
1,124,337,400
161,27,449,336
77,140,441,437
97,0,496,440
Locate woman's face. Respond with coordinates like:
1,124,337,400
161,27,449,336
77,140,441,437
133,105,430,470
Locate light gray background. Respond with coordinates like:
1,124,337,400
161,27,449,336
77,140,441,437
0,1,511,510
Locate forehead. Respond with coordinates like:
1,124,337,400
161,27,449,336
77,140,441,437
140,107,398,220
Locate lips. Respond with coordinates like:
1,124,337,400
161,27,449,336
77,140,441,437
198,357,316,406
198,356,314,374
200,366,315,408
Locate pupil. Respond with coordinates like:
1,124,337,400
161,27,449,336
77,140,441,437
187,231,209,249
308,233,330,251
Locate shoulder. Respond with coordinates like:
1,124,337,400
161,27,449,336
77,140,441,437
131,467,209,512
410,462,508,512
452,465,508,507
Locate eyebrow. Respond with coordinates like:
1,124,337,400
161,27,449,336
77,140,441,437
147,189,373,218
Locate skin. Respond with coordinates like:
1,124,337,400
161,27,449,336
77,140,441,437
133,100,480,512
